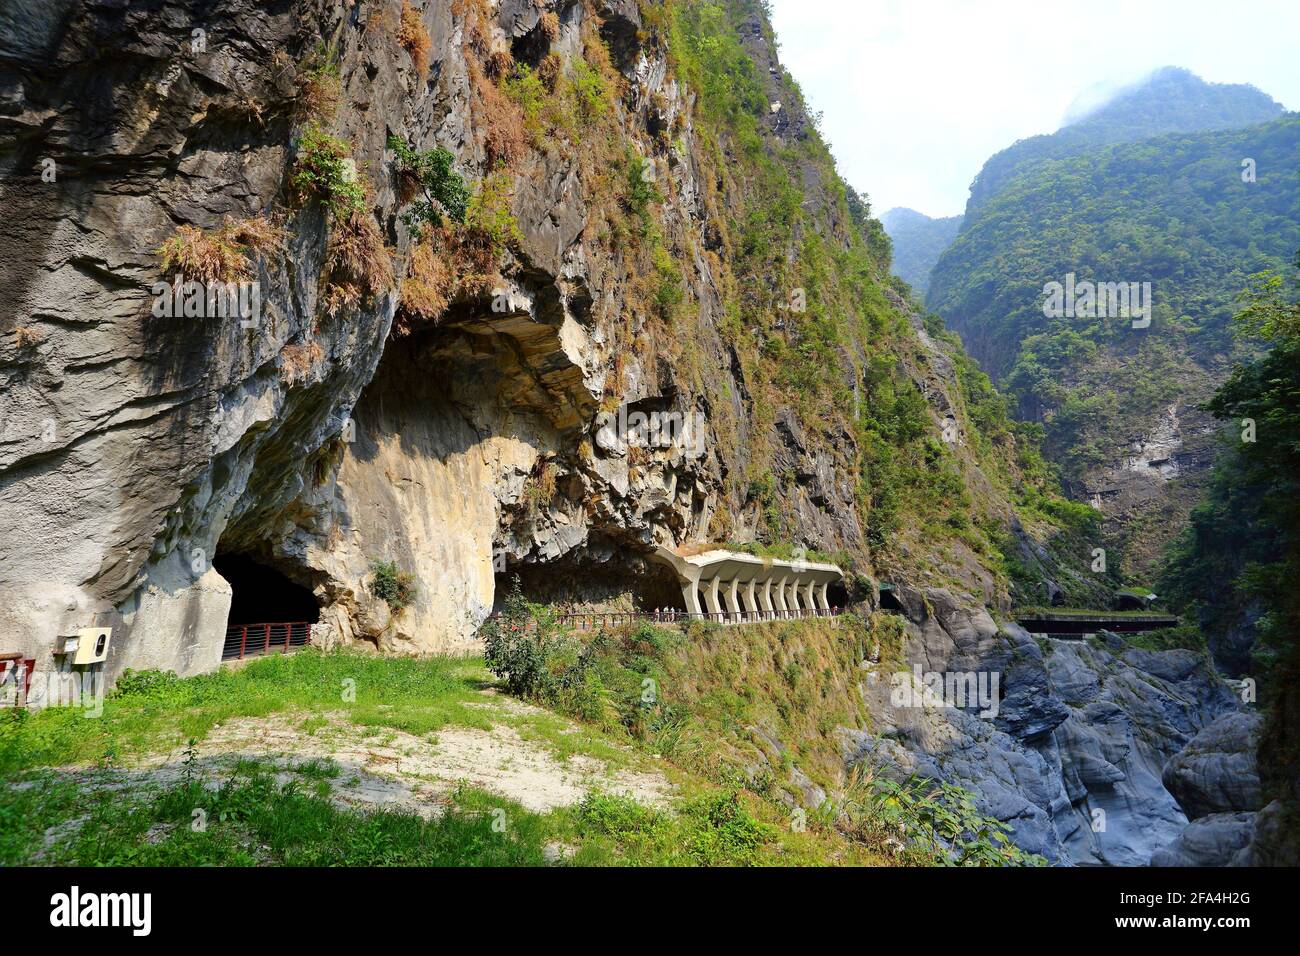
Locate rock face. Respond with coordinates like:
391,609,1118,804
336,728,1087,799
2,0,878,678
1161,711,1262,820
0,0,1258,868
1149,710,1264,866
844,589,1241,864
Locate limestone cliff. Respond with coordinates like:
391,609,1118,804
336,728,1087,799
2,0,877,675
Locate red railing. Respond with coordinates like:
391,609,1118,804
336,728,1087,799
0,655,35,708
543,607,842,632
222,622,312,661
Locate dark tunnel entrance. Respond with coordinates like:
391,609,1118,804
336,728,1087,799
214,553,319,660
878,583,904,613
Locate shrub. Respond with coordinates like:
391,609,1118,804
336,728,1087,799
486,49,515,82
468,61,526,169
292,124,367,217
387,135,471,238
837,771,1045,866
520,461,557,526
537,52,561,91
503,65,548,137
570,57,607,124
464,172,523,252
480,577,593,700
396,1,431,74
370,560,418,612
539,10,559,42
14,326,44,349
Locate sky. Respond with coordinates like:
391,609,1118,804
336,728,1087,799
767,0,1300,219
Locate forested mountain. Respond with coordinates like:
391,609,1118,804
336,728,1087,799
880,207,963,295
1159,259,1300,862
965,67,1285,217
928,108,1300,577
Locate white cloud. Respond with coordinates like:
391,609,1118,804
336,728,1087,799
768,0,1300,218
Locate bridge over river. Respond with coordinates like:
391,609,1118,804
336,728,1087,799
1015,611,1178,636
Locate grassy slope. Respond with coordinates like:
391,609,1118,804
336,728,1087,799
0,649,887,866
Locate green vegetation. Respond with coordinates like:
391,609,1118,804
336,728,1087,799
880,208,963,296
648,0,1098,586
480,581,1043,865
964,67,1283,215
370,559,418,612
387,136,471,237
0,651,487,777
929,115,1300,481
924,96,1299,582
291,123,367,216
0,767,552,866
1158,256,1300,844
294,43,342,121
0,649,883,867
463,171,524,251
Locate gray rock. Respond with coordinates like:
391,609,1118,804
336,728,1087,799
1161,711,1262,819
1150,812,1257,867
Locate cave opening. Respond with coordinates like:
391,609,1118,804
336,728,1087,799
878,584,903,613
214,552,319,660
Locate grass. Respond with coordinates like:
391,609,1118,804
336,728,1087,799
0,647,890,866
0,759,873,867
0,650,490,777
0,765,552,867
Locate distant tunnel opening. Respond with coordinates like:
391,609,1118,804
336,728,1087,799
878,585,903,613
214,553,319,659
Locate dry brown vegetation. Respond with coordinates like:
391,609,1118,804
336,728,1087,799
156,216,285,283
393,223,503,335
470,61,526,169
538,52,562,91
324,209,394,312
397,1,432,75
280,339,324,385
539,10,560,42
486,49,515,82
294,63,340,121
13,326,44,349
453,0,494,55
396,241,452,330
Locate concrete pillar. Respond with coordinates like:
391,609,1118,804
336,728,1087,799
801,580,816,615
742,580,758,620
724,579,741,621
703,577,722,617
816,581,831,611
774,575,789,614
788,578,802,613
759,578,774,619
681,582,703,618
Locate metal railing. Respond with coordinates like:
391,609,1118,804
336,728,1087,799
547,607,843,632
222,622,312,661
0,654,34,708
